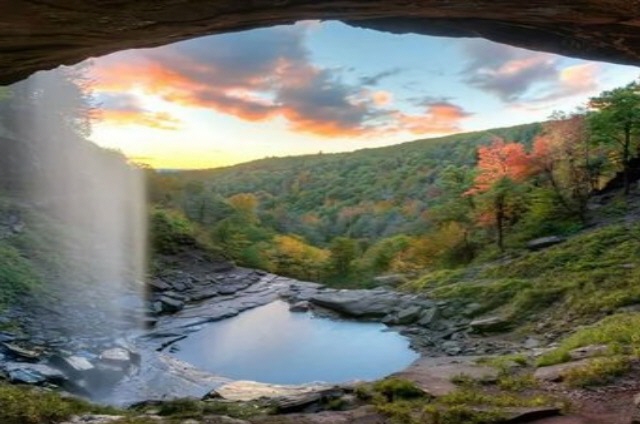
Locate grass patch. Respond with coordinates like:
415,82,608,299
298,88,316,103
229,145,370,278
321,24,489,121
537,313,640,366
359,377,557,424
133,397,269,420
477,354,529,373
0,383,121,424
439,389,548,408
421,405,505,424
406,224,640,332
496,374,538,392
357,378,426,403
563,356,631,388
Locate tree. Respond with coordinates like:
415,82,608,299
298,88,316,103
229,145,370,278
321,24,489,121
530,112,592,222
588,81,640,195
328,237,359,278
429,165,477,258
466,138,535,251
227,193,259,223
266,235,329,281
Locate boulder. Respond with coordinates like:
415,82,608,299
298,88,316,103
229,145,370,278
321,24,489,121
49,355,95,377
534,359,593,382
441,341,462,356
526,235,565,251
189,287,219,302
148,279,171,292
4,362,67,385
469,316,511,333
270,387,346,413
417,308,438,327
568,344,609,360
395,305,422,325
2,342,43,361
310,290,402,318
392,357,499,397
524,337,541,349
158,296,185,313
474,406,561,423
99,348,132,369
289,301,311,313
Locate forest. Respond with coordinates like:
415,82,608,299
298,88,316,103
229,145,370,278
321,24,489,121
148,79,640,286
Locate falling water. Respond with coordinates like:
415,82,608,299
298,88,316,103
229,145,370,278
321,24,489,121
0,67,147,340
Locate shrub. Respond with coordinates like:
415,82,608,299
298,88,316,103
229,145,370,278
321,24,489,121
371,378,426,402
150,208,197,254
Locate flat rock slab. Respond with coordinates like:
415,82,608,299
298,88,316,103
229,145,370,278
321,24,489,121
214,380,331,402
391,356,498,397
101,351,230,406
476,406,561,422
534,359,593,382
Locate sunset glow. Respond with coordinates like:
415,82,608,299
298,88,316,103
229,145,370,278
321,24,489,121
86,21,638,169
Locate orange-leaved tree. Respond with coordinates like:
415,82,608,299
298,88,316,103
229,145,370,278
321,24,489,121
466,138,536,251
530,113,593,222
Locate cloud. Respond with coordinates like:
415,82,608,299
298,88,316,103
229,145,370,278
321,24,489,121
92,25,394,137
393,101,472,135
372,91,393,106
94,92,181,130
359,68,403,86
460,39,602,104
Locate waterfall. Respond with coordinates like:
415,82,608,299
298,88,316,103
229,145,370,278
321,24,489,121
0,66,147,340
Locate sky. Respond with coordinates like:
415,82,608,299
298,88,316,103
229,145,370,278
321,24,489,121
85,21,639,169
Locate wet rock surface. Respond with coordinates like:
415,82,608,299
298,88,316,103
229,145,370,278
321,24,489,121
0,254,528,408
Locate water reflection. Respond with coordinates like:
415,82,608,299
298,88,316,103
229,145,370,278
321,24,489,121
172,300,419,385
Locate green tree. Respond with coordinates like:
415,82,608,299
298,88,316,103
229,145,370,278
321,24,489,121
588,81,640,195
328,237,359,278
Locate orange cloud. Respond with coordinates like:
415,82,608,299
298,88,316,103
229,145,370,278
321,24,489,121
559,63,600,93
100,109,182,131
394,102,472,135
372,91,393,106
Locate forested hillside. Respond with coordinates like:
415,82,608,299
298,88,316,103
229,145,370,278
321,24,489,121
149,124,539,279
149,80,639,286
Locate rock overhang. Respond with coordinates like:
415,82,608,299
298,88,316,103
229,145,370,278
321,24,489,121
1,0,639,85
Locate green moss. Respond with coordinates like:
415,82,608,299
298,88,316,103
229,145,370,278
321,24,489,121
0,244,41,307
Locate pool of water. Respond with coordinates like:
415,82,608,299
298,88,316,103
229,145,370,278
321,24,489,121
171,300,419,385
